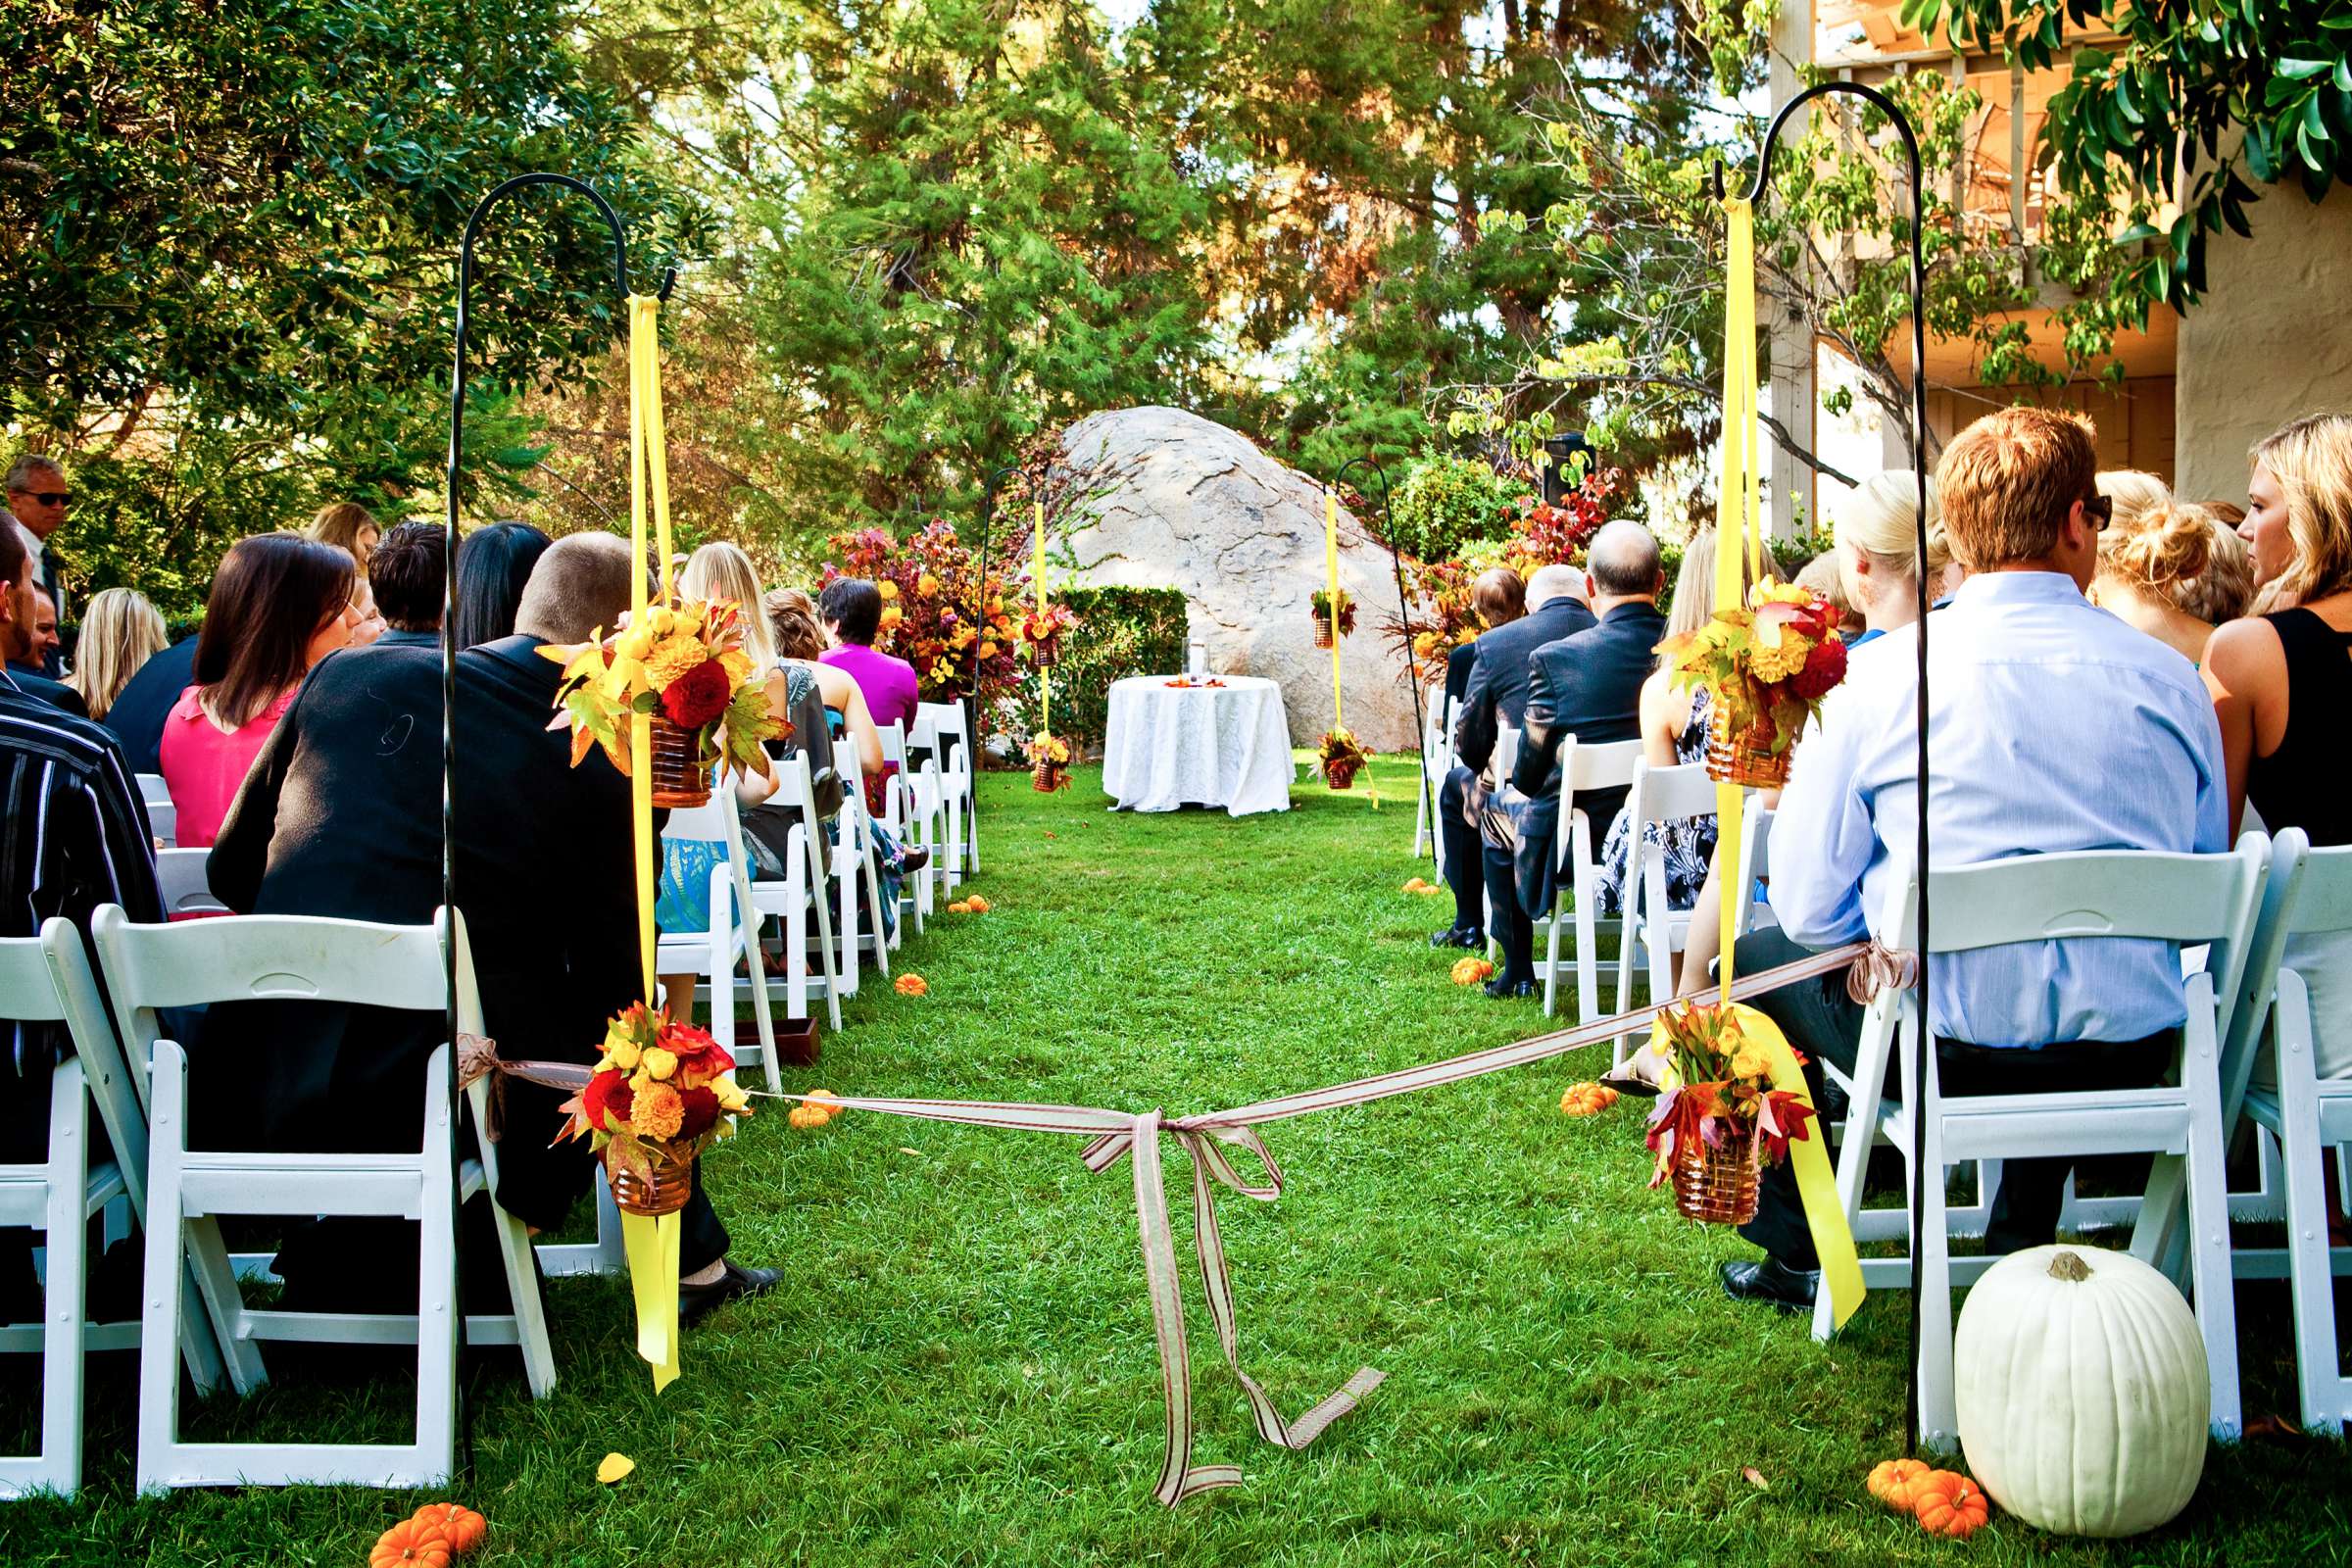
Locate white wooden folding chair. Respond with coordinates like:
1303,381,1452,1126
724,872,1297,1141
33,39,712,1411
153,849,225,918
916,700,977,887
2228,835,2352,1432
0,921,222,1497
1731,797,1776,942
95,906,557,1491
656,791,781,1094
1411,684,1451,864
738,752,846,1031
831,744,896,977
1536,736,1643,1027
135,773,175,850
1807,838,2268,1455
1612,760,1718,1058
875,720,941,935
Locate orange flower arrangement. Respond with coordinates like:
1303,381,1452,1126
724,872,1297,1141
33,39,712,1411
557,1003,751,1194
542,597,782,781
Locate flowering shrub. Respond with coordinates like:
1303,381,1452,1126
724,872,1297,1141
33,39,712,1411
819,518,1027,703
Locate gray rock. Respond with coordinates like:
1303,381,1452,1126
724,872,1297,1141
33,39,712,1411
1049,407,1426,753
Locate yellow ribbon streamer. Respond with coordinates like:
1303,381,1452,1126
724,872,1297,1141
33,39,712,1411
622,293,684,1390
1700,201,1862,1331
1034,499,1051,744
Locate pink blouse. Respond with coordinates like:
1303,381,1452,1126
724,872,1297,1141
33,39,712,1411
158,683,298,849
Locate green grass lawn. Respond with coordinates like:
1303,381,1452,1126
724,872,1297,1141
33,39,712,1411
5,756,2347,1564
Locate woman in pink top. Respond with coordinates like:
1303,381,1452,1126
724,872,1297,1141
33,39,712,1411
161,534,362,847
816,577,922,734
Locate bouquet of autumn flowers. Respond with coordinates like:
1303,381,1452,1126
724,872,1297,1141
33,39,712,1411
1308,588,1356,645
542,596,782,789
821,520,1025,702
1317,726,1369,789
1654,579,1845,780
559,1003,753,1199
1020,603,1079,667
1028,732,1073,793
1642,1000,1815,1218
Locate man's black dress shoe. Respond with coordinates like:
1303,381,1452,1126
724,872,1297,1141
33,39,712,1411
1429,925,1485,950
1482,975,1537,1000
1718,1257,1819,1313
681,1259,782,1327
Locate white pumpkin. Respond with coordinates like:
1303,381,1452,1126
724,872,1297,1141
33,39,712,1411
1954,1245,2208,1538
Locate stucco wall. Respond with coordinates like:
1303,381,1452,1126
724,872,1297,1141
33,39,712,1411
2177,185,2352,499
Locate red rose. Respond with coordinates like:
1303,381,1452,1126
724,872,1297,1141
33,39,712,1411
582,1069,635,1132
1790,634,1847,701
661,658,733,729
676,1085,722,1140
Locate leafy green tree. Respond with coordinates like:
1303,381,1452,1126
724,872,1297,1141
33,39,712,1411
1917,0,2352,310
0,0,702,612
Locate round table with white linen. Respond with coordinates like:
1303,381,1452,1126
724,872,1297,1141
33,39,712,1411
1100,675,1296,816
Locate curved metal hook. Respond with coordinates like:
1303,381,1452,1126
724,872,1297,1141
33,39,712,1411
1329,454,1394,508
1715,79,1920,209
457,171,675,302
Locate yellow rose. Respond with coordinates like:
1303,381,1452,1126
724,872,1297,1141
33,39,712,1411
878,580,901,602
1729,1049,1766,1079
641,1046,678,1082
629,1067,653,1096
613,624,657,663
607,1039,643,1072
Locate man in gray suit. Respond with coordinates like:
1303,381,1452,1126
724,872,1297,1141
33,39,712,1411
1478,523,1667,998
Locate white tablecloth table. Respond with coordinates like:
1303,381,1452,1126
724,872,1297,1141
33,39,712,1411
1100,675,1295,816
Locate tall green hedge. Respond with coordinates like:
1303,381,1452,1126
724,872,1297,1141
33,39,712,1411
1003,585,1189,755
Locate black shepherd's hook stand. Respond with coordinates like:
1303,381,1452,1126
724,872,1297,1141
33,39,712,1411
974,462,1044,768
1719,82,1934,1455
1330,456,1434,852
440,172,672,1476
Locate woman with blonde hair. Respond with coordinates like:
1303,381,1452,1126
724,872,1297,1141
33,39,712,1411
1833,469,1949,646
2205,412,2352,1080
63,587,168,719
2095,467,2173,534
306,502,382,571
2091,500,2253,664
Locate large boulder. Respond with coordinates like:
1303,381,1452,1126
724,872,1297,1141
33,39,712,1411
1049,407,1422,752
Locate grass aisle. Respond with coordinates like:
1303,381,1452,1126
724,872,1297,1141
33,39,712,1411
7,757,2345,1564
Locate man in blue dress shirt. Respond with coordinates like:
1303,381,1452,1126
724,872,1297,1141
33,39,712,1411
1720,407,2229,1311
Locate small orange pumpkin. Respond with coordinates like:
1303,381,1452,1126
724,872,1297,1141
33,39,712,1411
964,895,990,913
948,900,972,914
1449,956,1495,986
895,973,929,997
1558,1082,1619,1116
1912,1470,1989,1538
788,1103,829,1130
1865,1456,1932,1512
408,1504,485,1555
370,1521,452,1568
805,1089,841,1122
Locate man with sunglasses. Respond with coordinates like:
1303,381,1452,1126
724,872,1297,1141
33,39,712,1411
5,455,68,676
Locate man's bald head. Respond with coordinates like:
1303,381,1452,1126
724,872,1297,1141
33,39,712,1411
514,533,640,645
1586,520,1663,601
1525,564,1589,611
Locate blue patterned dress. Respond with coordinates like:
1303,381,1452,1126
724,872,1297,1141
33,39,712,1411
1592,684,1716,918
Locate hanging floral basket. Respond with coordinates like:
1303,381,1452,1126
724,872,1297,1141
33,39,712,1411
1022,605,1079,670
1029,733,1073,793
611,1157,695,1218
1670,1111,1761,1225
648,713,713,808
1309,589,1355,649
1317,727,1368,791
1029,632,1062,668
1704,706,1793,790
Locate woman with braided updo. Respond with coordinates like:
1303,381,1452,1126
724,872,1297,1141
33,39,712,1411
2091,499,2255,665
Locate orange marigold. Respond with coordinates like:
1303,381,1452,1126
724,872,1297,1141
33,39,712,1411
633,1081,686,1140
641,638,711,691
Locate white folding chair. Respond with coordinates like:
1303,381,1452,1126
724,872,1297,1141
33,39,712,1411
154,849,225,918
876,720,941,935
2227,835,2352,1432
739,753,846,1031
1536,736,1643,1027
135,773,175,849
656,790,781,1094
1611,760,1718,1059
1411,684,1451,864
1807,838,2268,1455
916,700,977,887
831,744,896,976
95,906,557,1491
0,921,223,1497
1731,797,1776,942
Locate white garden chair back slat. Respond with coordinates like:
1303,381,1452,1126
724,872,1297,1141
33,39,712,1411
831,742,896,976
1609,760,1719,1062
94,906,557,1491
1731,798,1776,941
2230,834,2352,1432
0,922,222,1498
656,787,780,1093
916,700,977,885
875,720,938,933
1809,837,2269,1456
1537,735,1642,1031
154,849,225,918
135,773,175,849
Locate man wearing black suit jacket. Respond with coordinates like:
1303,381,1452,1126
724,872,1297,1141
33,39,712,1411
102,632,199,775
1430,567,1559,949
210,533,777,1325
1477,522,1667,997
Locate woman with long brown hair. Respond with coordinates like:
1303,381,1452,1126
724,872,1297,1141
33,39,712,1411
160,534,361,846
